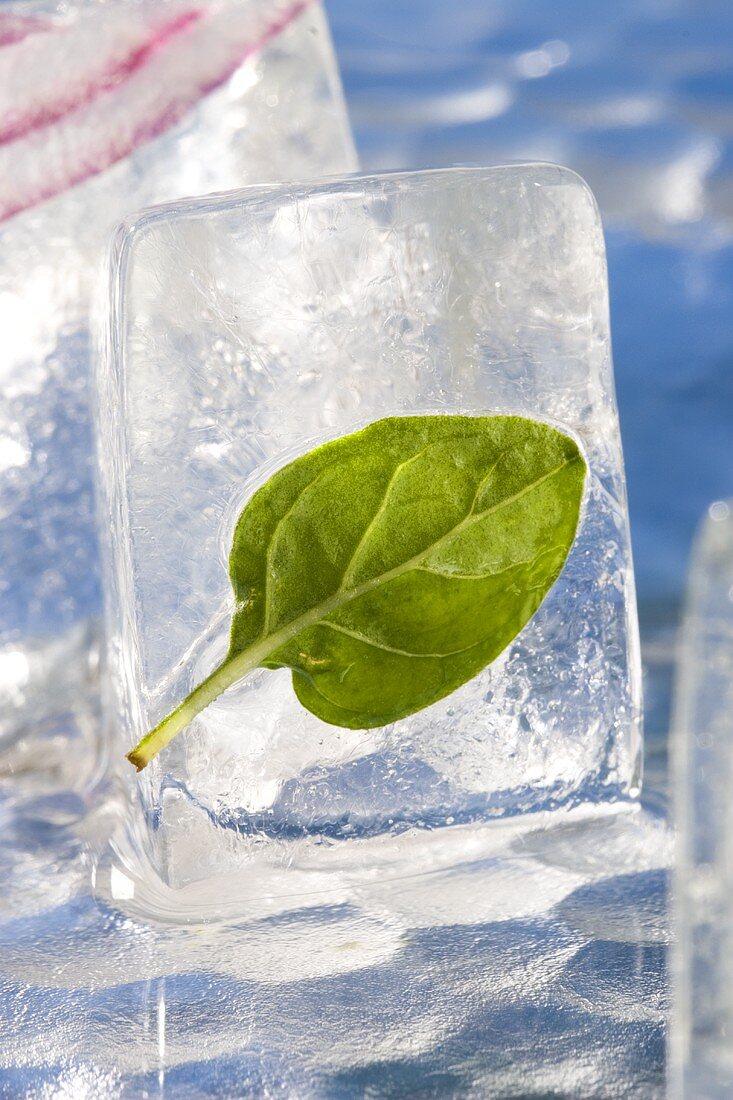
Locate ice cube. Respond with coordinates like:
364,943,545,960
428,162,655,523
670,500,733,1100
0,0,356,746
95,165,642,888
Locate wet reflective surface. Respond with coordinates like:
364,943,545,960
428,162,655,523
1,760,671,1097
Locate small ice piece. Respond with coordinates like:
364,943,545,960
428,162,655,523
96,165,642,889
671,500,733,1100
0,0,356,747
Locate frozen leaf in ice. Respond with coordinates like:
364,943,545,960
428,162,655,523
128,414,586,769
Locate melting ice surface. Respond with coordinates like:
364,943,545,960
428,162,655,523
0,756,672,1096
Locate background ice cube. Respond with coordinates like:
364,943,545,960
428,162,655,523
670,500,733,1100
97,164,642,886
0,0,356,747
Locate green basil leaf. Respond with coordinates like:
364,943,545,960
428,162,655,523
127,415,586,770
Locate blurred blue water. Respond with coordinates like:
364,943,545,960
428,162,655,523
326,0,733,610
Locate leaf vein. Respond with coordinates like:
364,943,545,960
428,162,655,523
338,445,432,589
265,456,575,652
469,448,510,514
261,465,334,637
322,620,493,660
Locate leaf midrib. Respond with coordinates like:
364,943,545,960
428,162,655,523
340,444,432,589
229,455,577,680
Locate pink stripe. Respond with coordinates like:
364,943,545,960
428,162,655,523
0,14,49,48
158,0,312,120
0,9,204,145
0,0,317,224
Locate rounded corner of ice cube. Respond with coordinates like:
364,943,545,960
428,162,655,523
536,160,602,204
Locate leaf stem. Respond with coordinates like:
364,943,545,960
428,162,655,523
126,652,257,771
127,613,301,769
